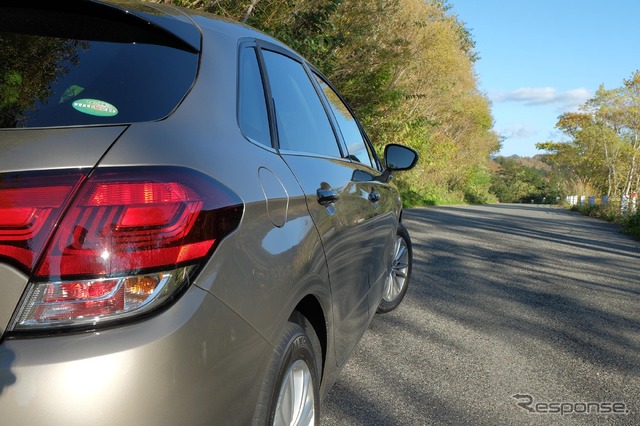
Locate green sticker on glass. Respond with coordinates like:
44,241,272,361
72,99,118,117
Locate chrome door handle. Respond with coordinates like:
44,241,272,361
317,188,339,206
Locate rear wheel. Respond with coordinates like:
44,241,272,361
253,315,321,426
377,223,412,313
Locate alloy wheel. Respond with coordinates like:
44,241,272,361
383,235,409,302
274,359,315,426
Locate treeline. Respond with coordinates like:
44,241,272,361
156,0,500,205
490,156,562,203
490,71,640,206
536,71,640,199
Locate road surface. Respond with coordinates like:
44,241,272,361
323,204,640,425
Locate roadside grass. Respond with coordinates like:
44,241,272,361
570,203,640,241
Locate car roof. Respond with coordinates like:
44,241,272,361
0,0,200,52
96,0,202,51
96,0,294,56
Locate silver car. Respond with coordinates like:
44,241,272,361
0,1,417,424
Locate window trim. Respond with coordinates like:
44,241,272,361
254,40,348,160
238,37,381,170
236,40,275,150
307,66,382,172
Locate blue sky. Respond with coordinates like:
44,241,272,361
450,0,640,157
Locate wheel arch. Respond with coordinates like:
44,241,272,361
290,295,327,379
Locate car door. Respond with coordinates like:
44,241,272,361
258,46,379,365
309,72,402,315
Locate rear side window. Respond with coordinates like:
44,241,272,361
0,7,198,129
261,50,341,157
238,47,271,146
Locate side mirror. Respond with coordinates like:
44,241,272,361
378,144,418,182
384,144,418,171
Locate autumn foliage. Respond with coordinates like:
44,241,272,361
536,71,640,199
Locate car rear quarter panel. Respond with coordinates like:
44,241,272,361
0,126,127,173
0,285,269,425
94,22,335,354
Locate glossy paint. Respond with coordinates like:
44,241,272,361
0,2,411,423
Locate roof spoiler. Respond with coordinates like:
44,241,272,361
0,0,200,53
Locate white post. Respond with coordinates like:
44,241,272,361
621,194,629,215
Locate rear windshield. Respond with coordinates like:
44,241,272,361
0,8,198,128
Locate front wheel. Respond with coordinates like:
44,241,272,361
253,315,321,426
377,223,412,314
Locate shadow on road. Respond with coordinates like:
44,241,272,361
404,204,640,372
323,204,640,425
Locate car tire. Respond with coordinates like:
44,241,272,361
253,314,321,426
377,223,412,314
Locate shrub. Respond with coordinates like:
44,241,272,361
571,204,640,240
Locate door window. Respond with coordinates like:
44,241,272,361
312,74,375,169
261,50,341,157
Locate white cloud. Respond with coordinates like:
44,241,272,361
490,87,593,110
500,124,538,139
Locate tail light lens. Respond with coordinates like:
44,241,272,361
0,171,85,273
8,167,243,332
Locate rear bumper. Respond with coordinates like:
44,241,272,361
0,285,270,425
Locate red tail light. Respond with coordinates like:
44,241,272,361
6,167,243,332
0,171,85,273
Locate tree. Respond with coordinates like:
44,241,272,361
537,70,640,198
328,0,499,204
619,71,640,196
490,157,556,203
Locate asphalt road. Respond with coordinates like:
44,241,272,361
322,204,640,425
